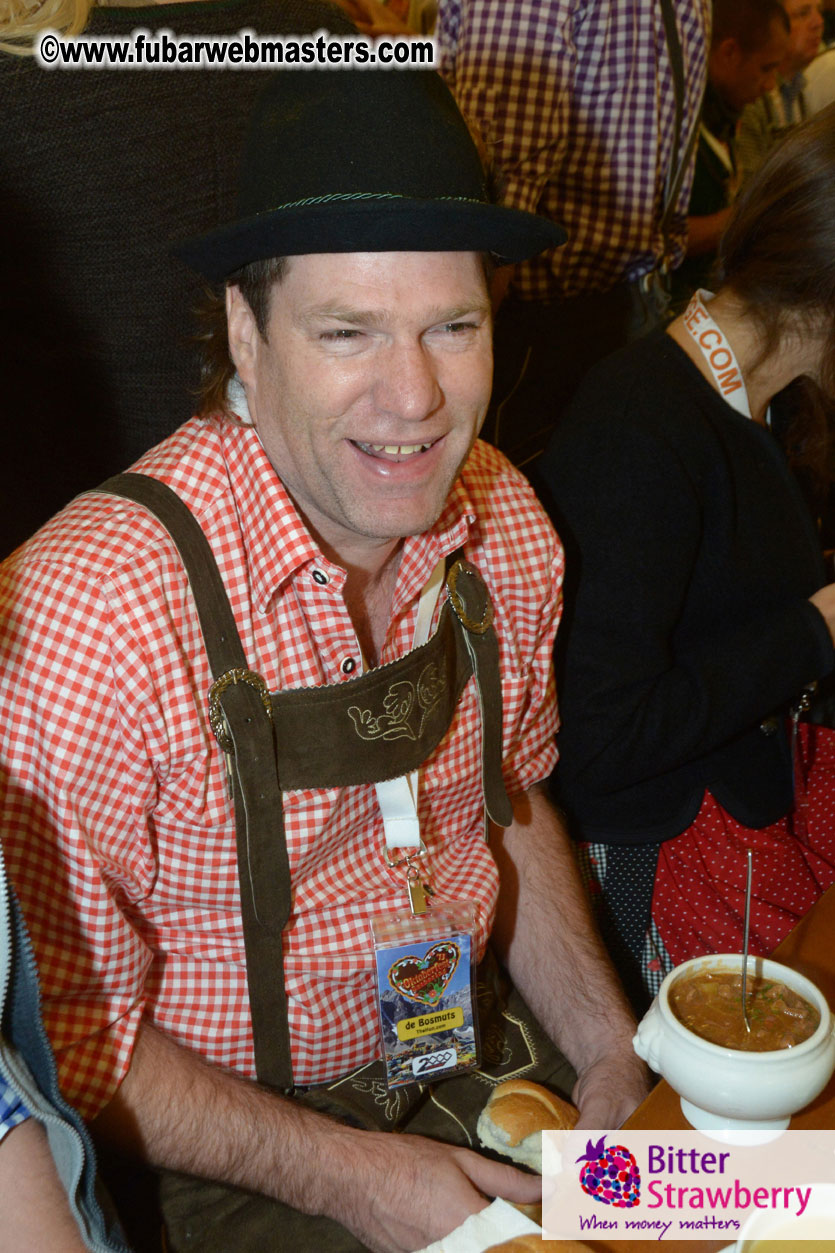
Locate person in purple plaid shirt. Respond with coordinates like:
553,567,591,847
438,0,711,470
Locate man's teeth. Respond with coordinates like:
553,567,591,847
366,442,432,455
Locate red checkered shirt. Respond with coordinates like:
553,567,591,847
0,419,562,1119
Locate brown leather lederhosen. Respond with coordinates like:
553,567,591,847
96,472,514,1095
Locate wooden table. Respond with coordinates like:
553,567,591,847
588,883,835,1253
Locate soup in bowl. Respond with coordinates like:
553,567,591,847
633,954,835,1132
668,967,820,1052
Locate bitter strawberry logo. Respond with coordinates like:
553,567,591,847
577,1137,641,1208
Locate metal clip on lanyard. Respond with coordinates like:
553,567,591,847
374,556,446,916
384,844,433,916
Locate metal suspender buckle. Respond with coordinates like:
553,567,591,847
446,559,493,635
208,667,273,752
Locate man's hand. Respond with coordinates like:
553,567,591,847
330,1128,541,1253
572,1051,652,1131
92,1021,540,1253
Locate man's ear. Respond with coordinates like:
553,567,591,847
713,35,743,75
226,284,261,388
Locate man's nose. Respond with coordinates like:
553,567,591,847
375,343,442,421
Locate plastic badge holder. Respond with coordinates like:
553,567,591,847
371,901,480,1089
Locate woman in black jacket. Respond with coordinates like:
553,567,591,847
541,104,835,1011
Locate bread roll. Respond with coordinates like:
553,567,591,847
476,1079,578,1173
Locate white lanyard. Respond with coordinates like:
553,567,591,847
373,556,446,851
682,289,768,424
698,124,734,177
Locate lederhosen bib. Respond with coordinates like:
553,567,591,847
95,473,513,1091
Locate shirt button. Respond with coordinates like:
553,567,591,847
341,657,356,675
312,569,329,586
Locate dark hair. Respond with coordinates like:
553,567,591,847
711,0,789,50
717,103,835,391
716,102,835,506
194,256,288,419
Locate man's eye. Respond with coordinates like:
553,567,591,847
321,329,362,341
443,321,477,333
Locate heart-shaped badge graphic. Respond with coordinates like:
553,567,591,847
388,941,460,1006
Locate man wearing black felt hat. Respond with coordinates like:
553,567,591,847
0,67,649,1251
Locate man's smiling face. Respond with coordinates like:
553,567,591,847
229,250,493,562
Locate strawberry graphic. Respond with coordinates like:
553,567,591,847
577,1136,641,1208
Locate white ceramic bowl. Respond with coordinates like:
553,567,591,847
633,954,835,1132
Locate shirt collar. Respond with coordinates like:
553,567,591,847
220,421,322,611
218,414,478,616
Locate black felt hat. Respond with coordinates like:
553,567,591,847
176,68,566,281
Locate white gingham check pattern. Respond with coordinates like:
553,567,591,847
438,0,711,299
0,419,562,1118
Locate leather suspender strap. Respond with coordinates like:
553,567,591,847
95,473,294,1088
253,560,512,828
96,474,243,678
447,561,513,829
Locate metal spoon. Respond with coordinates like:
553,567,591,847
741,848,753,1033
